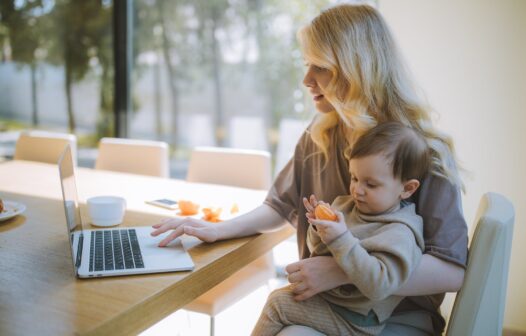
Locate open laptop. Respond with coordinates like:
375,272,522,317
58,144,194,278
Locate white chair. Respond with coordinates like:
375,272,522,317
95,137,169,177
278,192,515,336
185,146,275,336
446,192,515,336
14,130,77,165
187,146,272,190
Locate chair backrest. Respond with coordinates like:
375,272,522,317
95,137,170,178
446,192,515,336
14,130,77,165
187,146,271,190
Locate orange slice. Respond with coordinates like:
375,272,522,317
314,203,337,221
178,200,200,216
202,207,222,222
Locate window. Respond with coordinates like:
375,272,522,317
0,0,114,161
1,0,372,176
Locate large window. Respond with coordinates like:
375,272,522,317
0,0,114,159
130,0,336,176
1,0,372,176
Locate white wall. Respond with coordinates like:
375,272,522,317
379,0,526,331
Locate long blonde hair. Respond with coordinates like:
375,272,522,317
298,4,462,188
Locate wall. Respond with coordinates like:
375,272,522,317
378,0,526,331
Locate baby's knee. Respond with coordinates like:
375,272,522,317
266,286,296,308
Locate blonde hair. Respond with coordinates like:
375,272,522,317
298,4,463,188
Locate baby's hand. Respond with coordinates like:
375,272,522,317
308,210,347,245
303,194,320,222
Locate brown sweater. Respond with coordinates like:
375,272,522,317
264,123,468,333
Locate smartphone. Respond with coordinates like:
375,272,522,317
145,198,178,210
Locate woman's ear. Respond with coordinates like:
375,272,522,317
401,179,420,200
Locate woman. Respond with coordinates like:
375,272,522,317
152,4,467,335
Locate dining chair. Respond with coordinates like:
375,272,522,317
14,130,77,165
446,192,515,336
94,137,170,178
185,146,275,336
187,146,272,190
276,192,515,336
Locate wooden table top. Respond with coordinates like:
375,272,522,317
0,160,294,336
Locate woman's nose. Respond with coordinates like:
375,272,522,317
303,69,315,88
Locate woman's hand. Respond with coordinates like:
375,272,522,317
151,217,221,246
285,256,349,301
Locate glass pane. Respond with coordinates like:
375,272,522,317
0,0,113,166
131,0,342,178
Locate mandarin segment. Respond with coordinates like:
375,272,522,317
178,200,200,215
314,203,337,221
202,207,222,222
230,203,239,214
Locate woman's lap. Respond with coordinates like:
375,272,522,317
275,311,435,336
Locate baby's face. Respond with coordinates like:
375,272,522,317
349,154,405,215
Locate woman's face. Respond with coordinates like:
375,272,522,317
303,63,335,113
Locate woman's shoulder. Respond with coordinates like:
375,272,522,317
419,172,460,196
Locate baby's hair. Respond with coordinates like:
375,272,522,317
350,122,431,182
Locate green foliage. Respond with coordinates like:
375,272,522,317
1,0,334,150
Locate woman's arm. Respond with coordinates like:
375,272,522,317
286,256,349,301
286,253,464,301
151,203,288,245
394,254,464,295
217,203,289,237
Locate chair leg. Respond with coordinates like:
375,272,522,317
210,316,215,336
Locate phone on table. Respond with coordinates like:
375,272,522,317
145,199,178,210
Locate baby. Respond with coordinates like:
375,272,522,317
252,122,431,336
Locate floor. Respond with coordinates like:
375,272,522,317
140,237,299,336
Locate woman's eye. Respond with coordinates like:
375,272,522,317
367,183,377,188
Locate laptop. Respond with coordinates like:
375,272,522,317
58,144,194,278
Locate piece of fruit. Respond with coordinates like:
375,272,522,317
230,203,239,214
314,203,337,221
202,207,222,222
178,200,200,215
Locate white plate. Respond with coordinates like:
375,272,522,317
0,200,26,222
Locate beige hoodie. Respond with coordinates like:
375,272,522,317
307,195,425,322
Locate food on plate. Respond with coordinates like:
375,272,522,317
0,198,3,213
314,203,338,221
202,207,222,222
230,203,239,214
178,200,200,216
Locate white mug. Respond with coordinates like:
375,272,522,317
87,196,126,227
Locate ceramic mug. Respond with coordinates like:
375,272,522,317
87,196,126,227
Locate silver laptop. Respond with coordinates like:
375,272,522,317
58,144,194,278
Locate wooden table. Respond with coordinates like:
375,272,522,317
0,160,294,336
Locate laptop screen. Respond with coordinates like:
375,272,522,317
58,144,84,274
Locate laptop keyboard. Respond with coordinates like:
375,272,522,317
89,229,145,272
